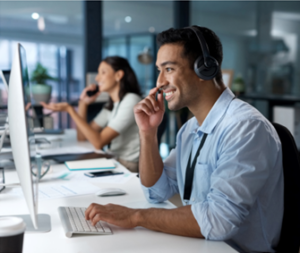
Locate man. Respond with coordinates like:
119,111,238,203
85,26,283,252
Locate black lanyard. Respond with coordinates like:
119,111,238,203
183,133,208,201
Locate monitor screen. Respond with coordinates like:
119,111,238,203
0,70,10,91
2,70,10,85
19,45,36,157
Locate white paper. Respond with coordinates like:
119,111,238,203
37,182,100,200
65,158,115,171
5,181,100,200
37,146,93,156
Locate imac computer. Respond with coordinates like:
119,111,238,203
6,43,51,232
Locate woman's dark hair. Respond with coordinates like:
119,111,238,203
157,26,223,84
103,56,141,110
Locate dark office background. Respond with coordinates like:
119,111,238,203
1,1,300,156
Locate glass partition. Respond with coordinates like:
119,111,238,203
191,1,300,97
0,1,84,128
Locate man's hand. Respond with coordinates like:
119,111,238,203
134,87,164,133
85,203,203,238
40,102,71,113
85,203,139,228
79,84,101,105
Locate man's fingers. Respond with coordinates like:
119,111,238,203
135,102,155,116
88,204,106,223
85,203,98,220
149,87,159,96
146,95,161,112
91,213,102,226
143,98,157,114
157,93,165,111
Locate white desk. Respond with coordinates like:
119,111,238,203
0,130,237,253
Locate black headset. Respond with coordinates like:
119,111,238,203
185,26,219,80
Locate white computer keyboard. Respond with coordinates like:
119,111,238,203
58,206,112,238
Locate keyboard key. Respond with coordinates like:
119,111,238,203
101,221,111,233
87,220,98,232
95,222,104,232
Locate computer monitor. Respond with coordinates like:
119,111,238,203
8,43,51,232
0,69,10,91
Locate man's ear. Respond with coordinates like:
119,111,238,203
115,70,124,82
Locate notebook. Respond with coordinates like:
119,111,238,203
65,158,116,171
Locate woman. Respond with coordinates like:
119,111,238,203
41,56,142,172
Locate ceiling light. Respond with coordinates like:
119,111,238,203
31,12,39,20
38,17,46,31
125,16,132,23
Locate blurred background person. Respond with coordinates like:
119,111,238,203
41,56,142,172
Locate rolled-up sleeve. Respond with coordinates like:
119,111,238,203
141,148,179,203
191,120,281,240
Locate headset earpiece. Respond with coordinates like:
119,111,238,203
194,55,219,80
185,26,220,80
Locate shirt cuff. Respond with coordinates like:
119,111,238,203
141,169,170,203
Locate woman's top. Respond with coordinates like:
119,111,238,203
93,93,141,162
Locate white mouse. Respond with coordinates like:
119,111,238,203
95,188,126,197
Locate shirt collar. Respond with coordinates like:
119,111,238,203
190,88,235,135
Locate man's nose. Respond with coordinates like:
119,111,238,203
156,72,168,90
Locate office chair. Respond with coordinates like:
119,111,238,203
272,122,300,253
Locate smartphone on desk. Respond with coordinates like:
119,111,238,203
84,171,124,178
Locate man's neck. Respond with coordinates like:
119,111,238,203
189,81,226,126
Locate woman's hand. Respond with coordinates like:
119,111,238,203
134,87,165,134
40,102,71,113
79,84,101,105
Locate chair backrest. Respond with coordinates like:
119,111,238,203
272,122,300,253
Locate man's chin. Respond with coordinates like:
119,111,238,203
167,101,182,111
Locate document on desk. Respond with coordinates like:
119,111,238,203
65,158,116,171
5,181,100,200
38,182,100,200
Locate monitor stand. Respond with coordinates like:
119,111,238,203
1,214,51,233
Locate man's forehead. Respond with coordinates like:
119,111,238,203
156,44,185,66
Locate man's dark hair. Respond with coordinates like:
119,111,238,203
157,26,223,84
103,56,141,111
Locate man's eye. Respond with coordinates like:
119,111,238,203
166,68,172,72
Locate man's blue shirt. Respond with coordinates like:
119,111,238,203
141,88,284,252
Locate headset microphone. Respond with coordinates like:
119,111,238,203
185,26,219,80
